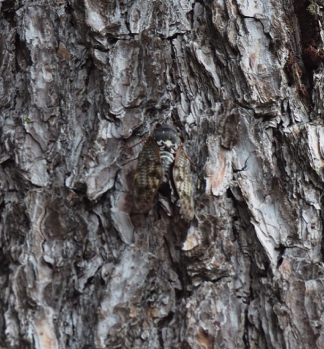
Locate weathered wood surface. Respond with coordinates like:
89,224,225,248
1,0,324,348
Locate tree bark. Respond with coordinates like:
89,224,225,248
1,0,324,348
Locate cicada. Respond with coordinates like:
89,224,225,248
133,124,194,220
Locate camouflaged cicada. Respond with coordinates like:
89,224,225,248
133,124,194,220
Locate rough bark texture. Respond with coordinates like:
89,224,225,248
2,0,324,348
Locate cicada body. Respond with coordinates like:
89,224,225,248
133,125,194,220
173,146,195,220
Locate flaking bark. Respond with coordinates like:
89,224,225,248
1,0,324,348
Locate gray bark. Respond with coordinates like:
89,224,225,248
1,0,324,348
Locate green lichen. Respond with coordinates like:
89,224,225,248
307,2,319,16
306,0,323,18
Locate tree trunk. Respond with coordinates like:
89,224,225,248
1,0,324,348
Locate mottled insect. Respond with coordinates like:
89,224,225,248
133,125,194,220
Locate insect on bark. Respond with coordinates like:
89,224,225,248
133,125,194,220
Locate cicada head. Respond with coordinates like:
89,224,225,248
153,125,181,154
153,125,181,183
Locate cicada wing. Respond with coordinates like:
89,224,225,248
133,137,163,213
173,147,194,220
